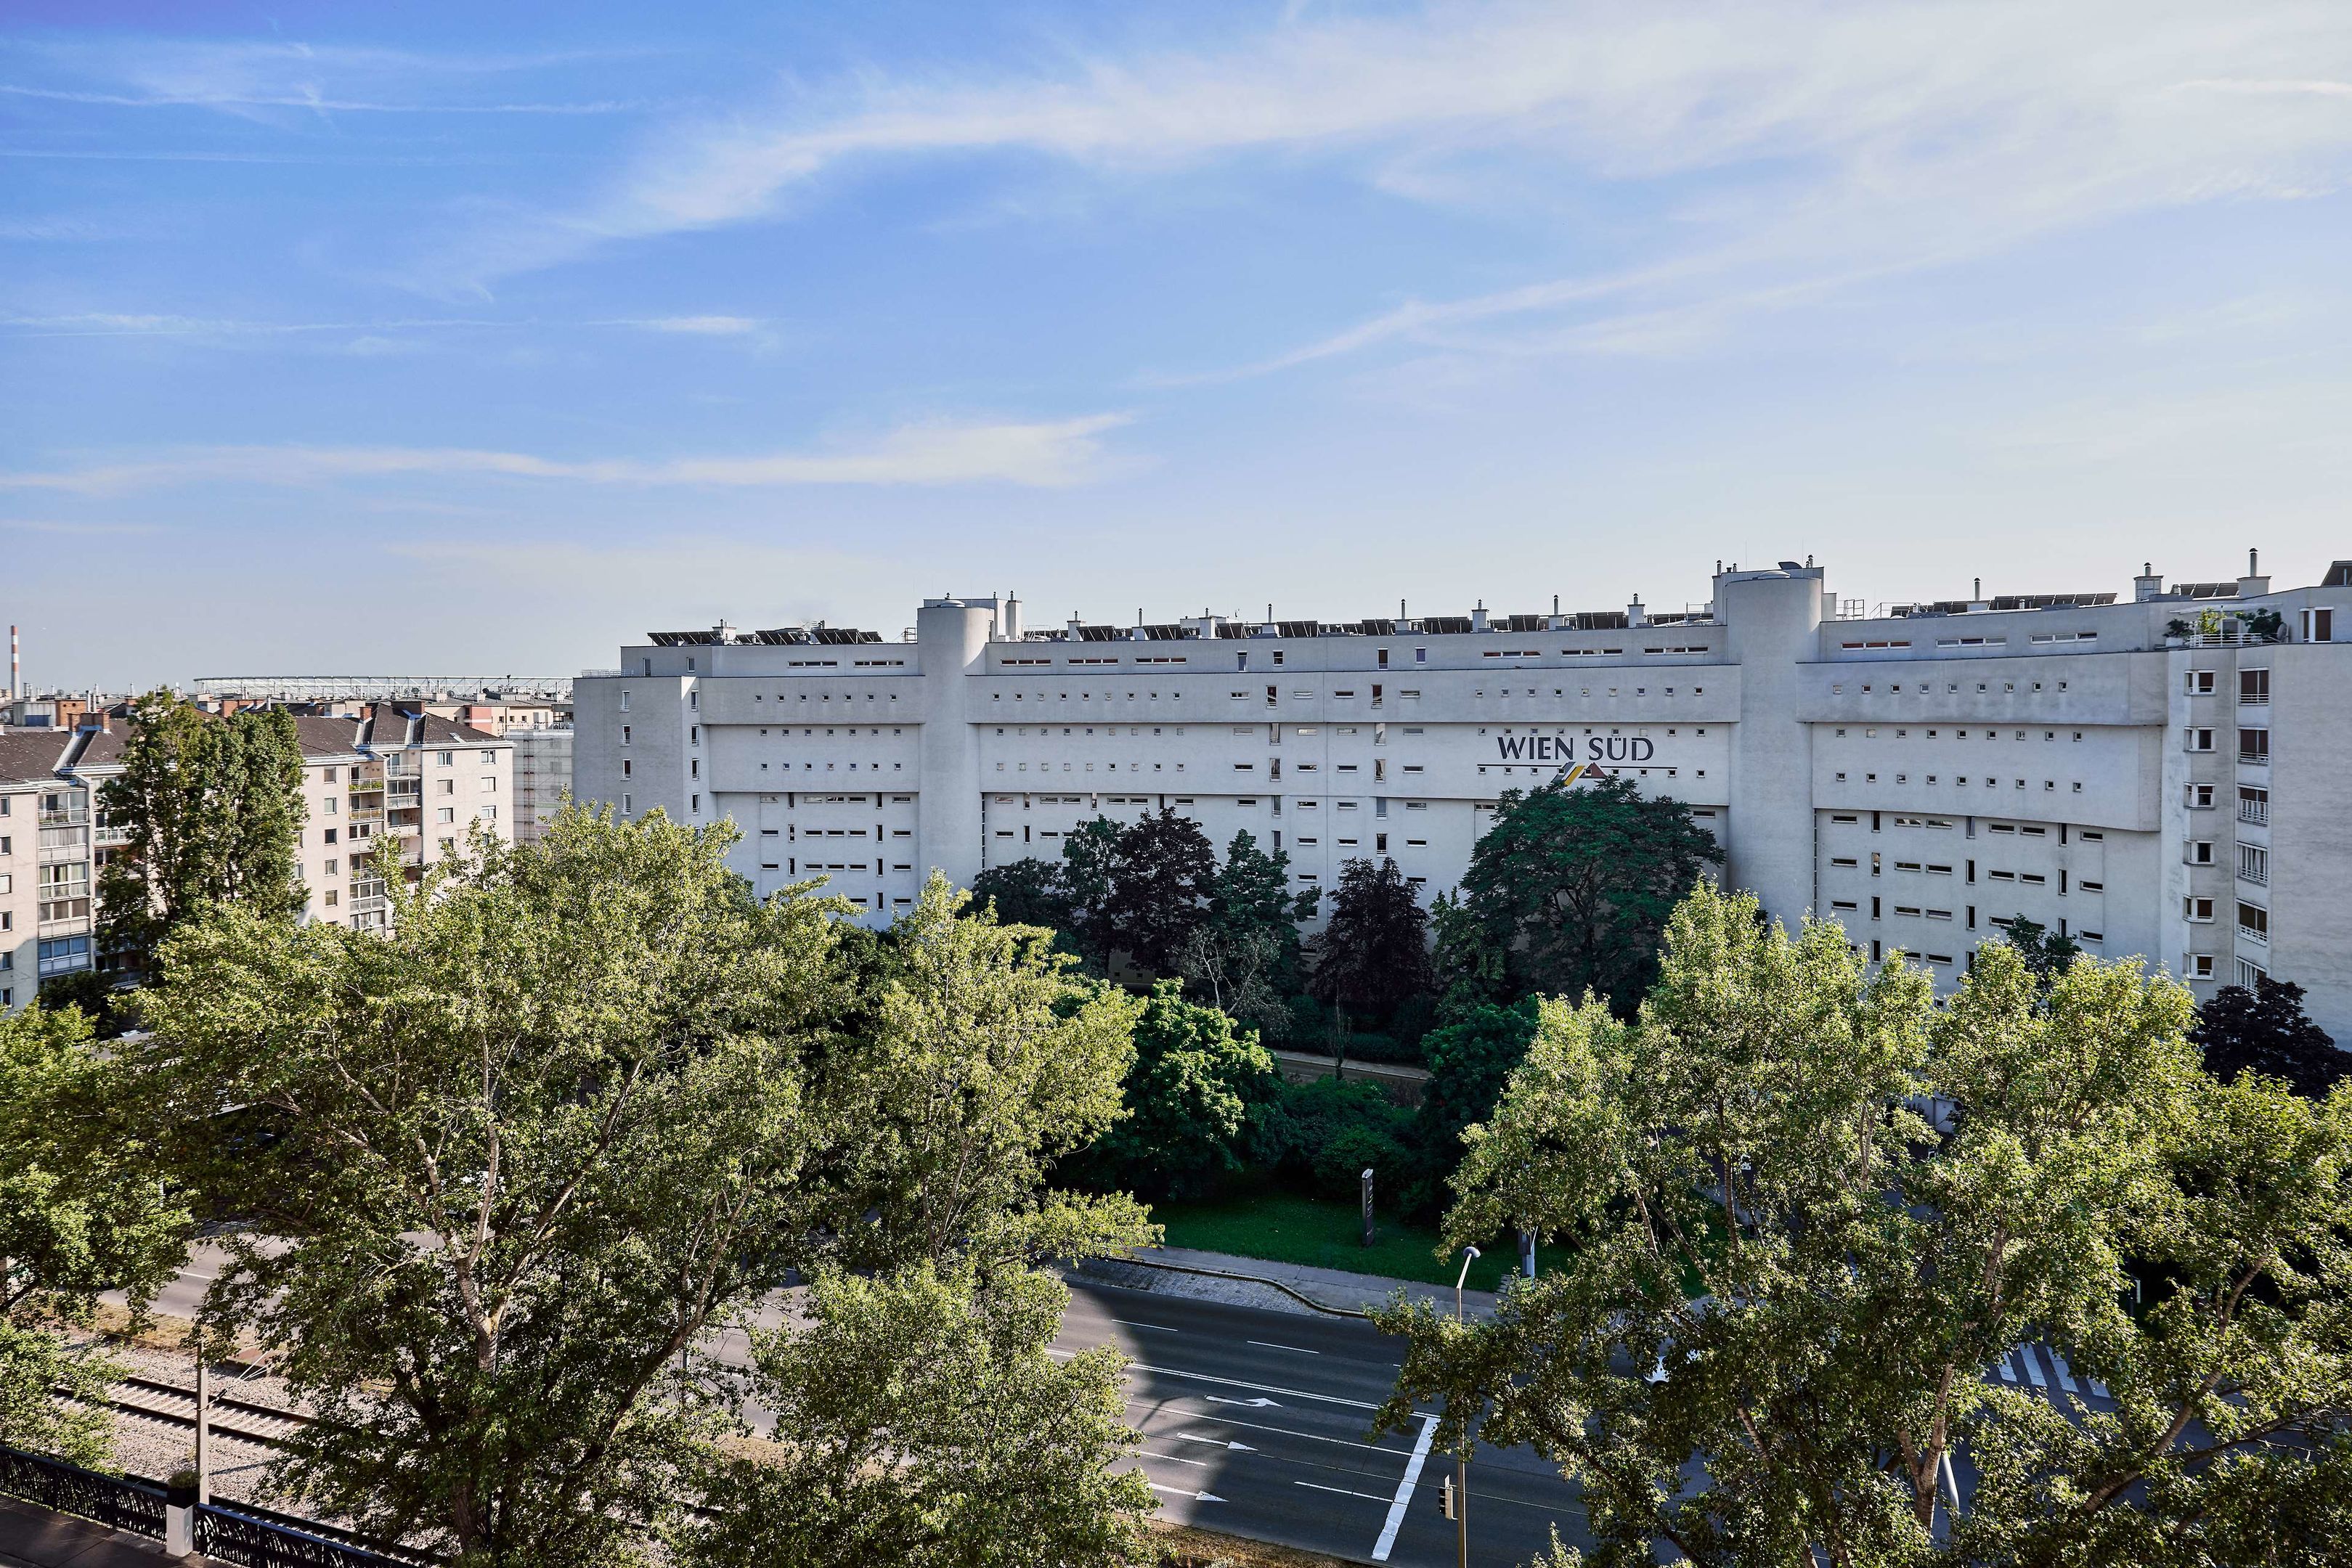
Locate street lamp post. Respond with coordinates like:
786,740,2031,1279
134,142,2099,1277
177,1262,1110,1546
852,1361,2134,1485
192,1328,209,1507
1454,1245,1479,1568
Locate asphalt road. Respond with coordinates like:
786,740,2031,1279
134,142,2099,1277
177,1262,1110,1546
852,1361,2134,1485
1057,1278,1587,1567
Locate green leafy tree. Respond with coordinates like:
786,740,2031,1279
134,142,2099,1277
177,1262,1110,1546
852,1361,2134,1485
966,855,1074,935
1,1005,190,1467
132,809,859,1564
97,690,306,972
1102,807,1216,976
1961,1071,2352,1567
1446,772,1722,1014
1409,999,1541,1205
1250,1076,1417,1202
1428,889,1508,1012
681,1261,1152,1568
2001,915,2082,989
1179,830,1314,1042
1059,817,1125,973
1374,882,2340,1567
830,873,1152,1275
2190,975,2347,1098
1063,981,1277,1201
1309,857,1433,1032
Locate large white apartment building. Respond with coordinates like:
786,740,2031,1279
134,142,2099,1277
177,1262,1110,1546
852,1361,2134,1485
571,555,2352,1042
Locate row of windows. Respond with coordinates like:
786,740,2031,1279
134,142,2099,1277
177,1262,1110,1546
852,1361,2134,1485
1831,677,2070,695
1835,772,2086,793
1836,726,2084,742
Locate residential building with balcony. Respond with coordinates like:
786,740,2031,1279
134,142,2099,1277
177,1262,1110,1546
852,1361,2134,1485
0,731,81,1010
58,706,513,953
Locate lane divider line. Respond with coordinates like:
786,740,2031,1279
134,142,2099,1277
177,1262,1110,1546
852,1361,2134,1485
1298,1481,1395,1502
1248,1340,1322,1355
1372,1414,1439,1561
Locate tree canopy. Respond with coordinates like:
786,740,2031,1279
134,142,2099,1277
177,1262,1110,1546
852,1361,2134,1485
1309,856,1432,1029
1376,882,2352,1568
0,1004,190,1468
97,690,307,973
682,1262,1152,1568
1062,980,1277,1202
966,815,1313,1042
1100,806,1217,976
1178,829,1315,1042
2190,974,2348,1098
826,873,1152,1276
1444,772,1722,1014
129,811,1150,1566
134,809,852,1561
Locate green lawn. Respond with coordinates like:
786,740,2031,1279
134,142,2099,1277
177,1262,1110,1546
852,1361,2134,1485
1148,1188,1563,1294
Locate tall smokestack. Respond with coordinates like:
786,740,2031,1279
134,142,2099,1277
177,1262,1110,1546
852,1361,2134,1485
9,624,16,701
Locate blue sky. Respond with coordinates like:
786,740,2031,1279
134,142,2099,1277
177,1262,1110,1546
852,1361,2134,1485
5,1,2351,688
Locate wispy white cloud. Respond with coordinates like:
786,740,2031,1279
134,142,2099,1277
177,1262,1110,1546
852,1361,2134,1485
0,518,165,536
606,314,765,335
419,0,2352,357
0,83,643,114
0,313,770,346
5,37,654,122
0,415,1134,495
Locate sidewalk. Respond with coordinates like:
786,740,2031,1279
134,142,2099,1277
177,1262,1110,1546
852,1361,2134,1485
0,1499,187,1568
1077,1243,1507,1321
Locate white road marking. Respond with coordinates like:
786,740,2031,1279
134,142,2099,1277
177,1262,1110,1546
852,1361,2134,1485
2022,1347,2048,1389
1372,1414,1439,1561
1174,1433,1256,1451
1298,1481,1393,1502
1140,1450,1213,1468
1248,1339,1321,1355
2050,1350,2080,1395
1128,1402,1397,1455
1147,1482,1225,1503
1051,1343,1385,1410
1208,1395,1282,1409
1995,1355,2018,1384
1111,1318,1179,1332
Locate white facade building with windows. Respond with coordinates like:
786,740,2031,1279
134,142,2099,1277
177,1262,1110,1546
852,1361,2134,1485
571,555,2352,1044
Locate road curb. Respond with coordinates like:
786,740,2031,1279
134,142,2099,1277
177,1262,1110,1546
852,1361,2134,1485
1078,1254,1374,1320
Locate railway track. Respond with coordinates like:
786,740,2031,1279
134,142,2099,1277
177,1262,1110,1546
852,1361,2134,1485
81,1371,316,1450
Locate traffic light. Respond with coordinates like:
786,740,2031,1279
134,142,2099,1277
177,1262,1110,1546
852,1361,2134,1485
1439,1474,1457,1521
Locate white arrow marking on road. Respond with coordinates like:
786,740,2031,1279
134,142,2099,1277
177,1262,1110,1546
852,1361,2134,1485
1054,1347,1386,1410
1140,1450,1212,1468
1147,1482,1225,1503
1207,1395,1280,1408
1174,1433,1256,1451
1371,1414,1439,1561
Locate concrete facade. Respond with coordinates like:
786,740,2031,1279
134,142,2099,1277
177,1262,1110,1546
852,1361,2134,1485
572,558,2352,1043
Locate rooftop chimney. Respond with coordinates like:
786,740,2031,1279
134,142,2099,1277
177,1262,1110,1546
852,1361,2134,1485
2239,547,2271,600
1627,594,1648,627
2133,562,2164,603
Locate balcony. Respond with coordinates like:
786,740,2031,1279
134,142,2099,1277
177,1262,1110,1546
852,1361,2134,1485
2238,801,2268,826
348,806,385,826
2236,750,2269,768
2239,866,2268,887
38,826,89,864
